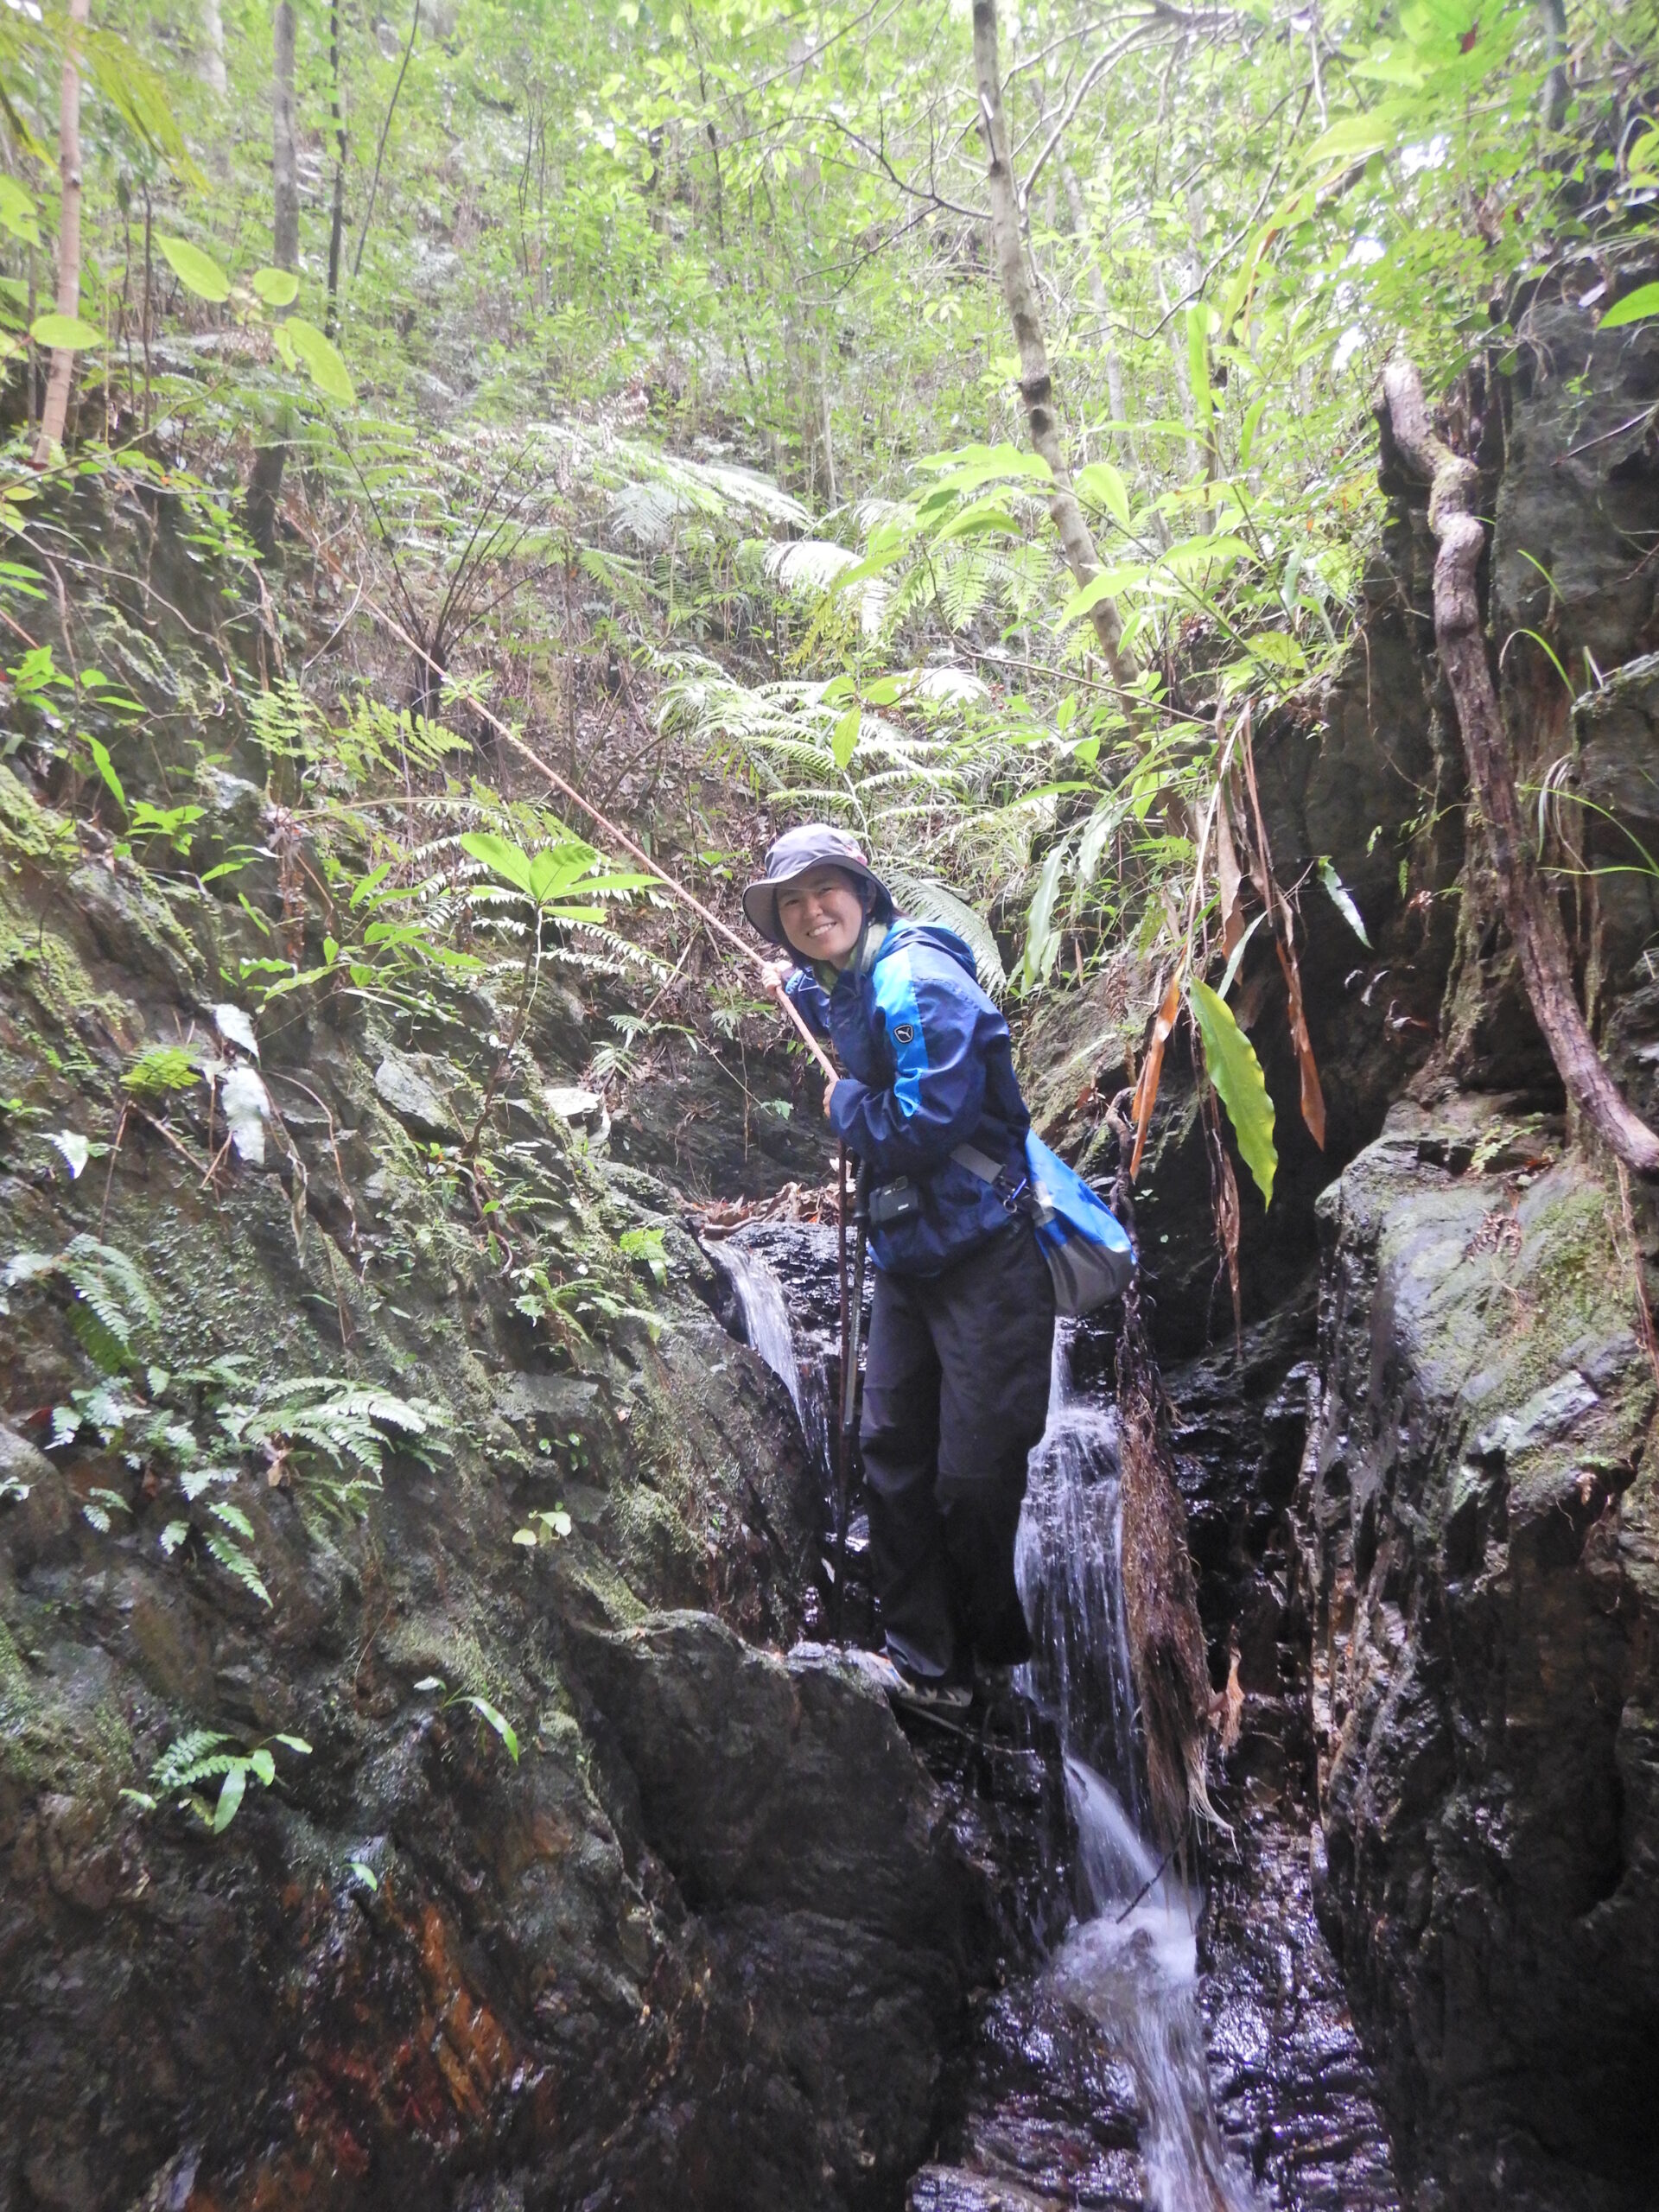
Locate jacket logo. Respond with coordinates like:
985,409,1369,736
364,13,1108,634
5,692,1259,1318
892,1022,916,1044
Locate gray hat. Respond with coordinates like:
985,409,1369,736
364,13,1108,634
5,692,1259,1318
741,823,893,950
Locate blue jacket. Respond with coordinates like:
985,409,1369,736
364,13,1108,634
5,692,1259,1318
786,918,1030,1275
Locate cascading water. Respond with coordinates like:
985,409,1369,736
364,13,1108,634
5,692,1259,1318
715,1238,804,1416
714,1228,845,1580
1016,1325,1262,2212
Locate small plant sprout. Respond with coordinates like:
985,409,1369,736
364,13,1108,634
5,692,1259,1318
618,1224,669,1285
143,1729,312,1833
411,1677,521,1763
346,1859,380,1892
512,1507,573,1549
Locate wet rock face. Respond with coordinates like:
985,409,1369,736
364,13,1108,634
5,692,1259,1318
1294,1101,1659,2210
0,832,985,2212
575,1615,991,2204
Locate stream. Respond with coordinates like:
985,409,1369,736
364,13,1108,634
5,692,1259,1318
713,1224,1403,2212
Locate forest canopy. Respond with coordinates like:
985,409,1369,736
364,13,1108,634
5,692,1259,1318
1,0,1656,1198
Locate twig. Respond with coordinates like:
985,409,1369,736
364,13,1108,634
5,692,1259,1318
351,0,421,284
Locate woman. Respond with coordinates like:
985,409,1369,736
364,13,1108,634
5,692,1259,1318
745,823,1055,1713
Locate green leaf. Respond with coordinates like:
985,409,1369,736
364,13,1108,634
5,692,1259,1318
1188,976,1277,1208
30,313,104,351
461,1694,520,1763
248,1746,276,1786
0,178,41,246
459,831,535,895
1076,461,1131,530
270,1733,312,1754
1600,283,1659,331
212,1764,247,1831
251,266,300,308
84,735,126,810
347,1858,379,1890
283,317,357,404
830,707,861,769
1319,858,1371,946
158,236,230,303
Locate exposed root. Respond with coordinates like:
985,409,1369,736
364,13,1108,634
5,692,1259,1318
1109,1096,1227,1851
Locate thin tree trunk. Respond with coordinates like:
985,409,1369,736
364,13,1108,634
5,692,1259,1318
1539,0,1568,130
352,0,420,283
248,0,300,557
1382,352,1659,1176
325,0,347,338
971,0,1135,689
200,0,228,95
35,0,90,461
272,0,299,270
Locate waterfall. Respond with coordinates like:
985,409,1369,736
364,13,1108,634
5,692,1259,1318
716,1238,805,1417
1017,1325,1261,2212
715,1232,836,1537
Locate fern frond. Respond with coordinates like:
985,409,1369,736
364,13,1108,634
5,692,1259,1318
882,868,1007,995
203,1529,272,1606
151,1730,233,1790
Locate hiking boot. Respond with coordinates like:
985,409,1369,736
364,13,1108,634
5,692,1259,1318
885,1653,975,1718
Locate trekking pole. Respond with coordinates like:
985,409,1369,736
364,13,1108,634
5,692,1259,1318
359,592,840,1084
836,1158,871,1636
835,1141,850,1642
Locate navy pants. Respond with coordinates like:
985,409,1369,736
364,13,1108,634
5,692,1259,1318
860,1218,1056,1679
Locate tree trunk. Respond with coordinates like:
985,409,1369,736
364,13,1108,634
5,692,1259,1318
248,0,300,557
200,0,227,96
970,0,1135,690
1382,352,1659,1177
35,0,90,462
272,0,299,270
325,0,346,338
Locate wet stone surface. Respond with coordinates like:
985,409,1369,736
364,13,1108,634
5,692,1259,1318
1201,1780,1402,2211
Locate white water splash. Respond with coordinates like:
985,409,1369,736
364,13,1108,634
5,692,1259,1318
1018,1325,1261,2212
718,1240,805,1416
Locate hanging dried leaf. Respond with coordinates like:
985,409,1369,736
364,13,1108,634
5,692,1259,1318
1216,775,1247,956
1239,689,1327,1149
1206,1091,1243,1344
1278,941,1327,1150
1130,968,1184,1180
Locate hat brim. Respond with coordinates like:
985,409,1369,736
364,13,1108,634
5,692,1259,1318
741,857,891,950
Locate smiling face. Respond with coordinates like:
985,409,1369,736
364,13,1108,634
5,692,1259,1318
776,865,866,968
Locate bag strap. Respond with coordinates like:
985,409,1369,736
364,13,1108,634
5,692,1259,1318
951,1140,1034,1217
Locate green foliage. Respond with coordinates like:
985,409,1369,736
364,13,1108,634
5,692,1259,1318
215,1374,448,1520
412,1677,520,1763
2,1236,158,1370
1187,979,1277,1210
145,1728,312,1833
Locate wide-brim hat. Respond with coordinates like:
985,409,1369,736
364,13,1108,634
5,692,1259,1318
741,823,893,950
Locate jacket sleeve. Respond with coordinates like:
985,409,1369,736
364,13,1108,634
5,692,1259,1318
827,944,997,1174
783,965,831,1037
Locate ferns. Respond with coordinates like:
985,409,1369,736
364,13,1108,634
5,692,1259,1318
883,868,1007,996
150,1730,238,1795
3,1235,160,1370
146,1727,312,1832
217,1374,448,1518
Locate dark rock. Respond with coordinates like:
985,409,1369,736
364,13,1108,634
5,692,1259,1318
373,1048,461,1140
1293,1100,1659,2209
573,1613,994,2204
